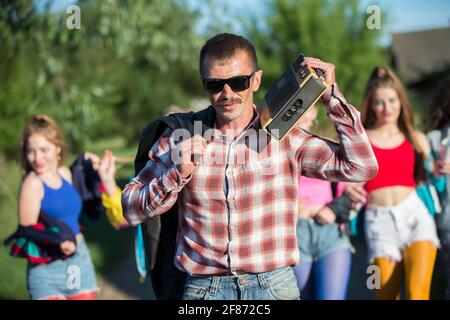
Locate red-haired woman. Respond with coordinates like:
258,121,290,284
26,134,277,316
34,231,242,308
19,115,98,300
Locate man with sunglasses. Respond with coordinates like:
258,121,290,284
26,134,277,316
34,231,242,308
122,33,378,300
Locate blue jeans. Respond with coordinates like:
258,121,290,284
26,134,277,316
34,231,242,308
182,266,300,300
297,218,353,263
27,238,98,300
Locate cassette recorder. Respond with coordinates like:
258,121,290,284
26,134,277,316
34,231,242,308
257,54,329,141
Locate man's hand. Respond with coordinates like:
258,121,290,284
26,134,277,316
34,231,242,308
302,57,335,85
175,135,207,179
302,57,336,103
344,182,367,203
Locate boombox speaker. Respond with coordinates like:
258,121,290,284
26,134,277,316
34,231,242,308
257,54,329,141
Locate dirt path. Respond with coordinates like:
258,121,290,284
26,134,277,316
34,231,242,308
95,237,446,300
96,243,155,300
96,239,373,300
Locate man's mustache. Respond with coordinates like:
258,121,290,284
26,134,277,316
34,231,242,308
218,98,242,107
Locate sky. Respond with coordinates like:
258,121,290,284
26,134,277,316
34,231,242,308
364,0,450,32
42,0,450,45
186,0,450,45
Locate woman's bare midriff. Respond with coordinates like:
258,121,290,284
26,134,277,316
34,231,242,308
298,204,323,219
368,186,415,207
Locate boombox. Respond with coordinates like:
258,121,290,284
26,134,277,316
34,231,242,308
257,54,329,141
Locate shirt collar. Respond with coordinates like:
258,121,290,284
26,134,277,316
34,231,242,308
211,105,262,142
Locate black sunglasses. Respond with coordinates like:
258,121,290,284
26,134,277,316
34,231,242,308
202,71,256,94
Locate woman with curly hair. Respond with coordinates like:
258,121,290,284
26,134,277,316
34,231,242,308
18,114,98,299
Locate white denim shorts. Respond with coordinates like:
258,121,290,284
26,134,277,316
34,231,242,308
364,191,440,263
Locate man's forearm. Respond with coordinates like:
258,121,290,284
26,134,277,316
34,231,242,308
325,84,378,181
121,163,188,225
297,83,378,182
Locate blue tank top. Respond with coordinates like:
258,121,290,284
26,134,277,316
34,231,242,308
40,176,82,235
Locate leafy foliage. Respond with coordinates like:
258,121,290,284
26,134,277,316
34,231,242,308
244,0,388,134
0,0,204,157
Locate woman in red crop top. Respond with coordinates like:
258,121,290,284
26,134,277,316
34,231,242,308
345,66,440,300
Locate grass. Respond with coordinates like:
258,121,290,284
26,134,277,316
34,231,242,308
0,158,27,299
0,136,137,300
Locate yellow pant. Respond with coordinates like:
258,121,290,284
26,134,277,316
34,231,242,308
373,241,437,300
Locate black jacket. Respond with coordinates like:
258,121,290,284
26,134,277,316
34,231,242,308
70,154,104,227
134,106,216,300
4,211,76,264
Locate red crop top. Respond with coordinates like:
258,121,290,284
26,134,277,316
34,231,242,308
364,139,416,193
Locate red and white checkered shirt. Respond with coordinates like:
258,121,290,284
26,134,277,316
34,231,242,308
122,85,378,276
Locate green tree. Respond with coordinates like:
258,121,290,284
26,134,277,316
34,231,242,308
0,0,204,157
244,0,388,134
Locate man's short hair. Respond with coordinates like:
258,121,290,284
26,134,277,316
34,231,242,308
199,33,258,77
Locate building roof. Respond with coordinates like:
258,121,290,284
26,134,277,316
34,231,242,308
391,27,450,83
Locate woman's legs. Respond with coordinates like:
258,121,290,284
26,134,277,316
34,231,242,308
313,249,352,300
292,262,314,299
373,257,402,300
403,240,437,300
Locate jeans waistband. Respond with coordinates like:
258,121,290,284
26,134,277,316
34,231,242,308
216,269,257,277
191,265,292,278
187,266,292,288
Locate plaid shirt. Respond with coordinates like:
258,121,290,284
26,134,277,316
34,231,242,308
122,85,378,275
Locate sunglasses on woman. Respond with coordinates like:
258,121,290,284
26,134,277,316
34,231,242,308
202,71,256,94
